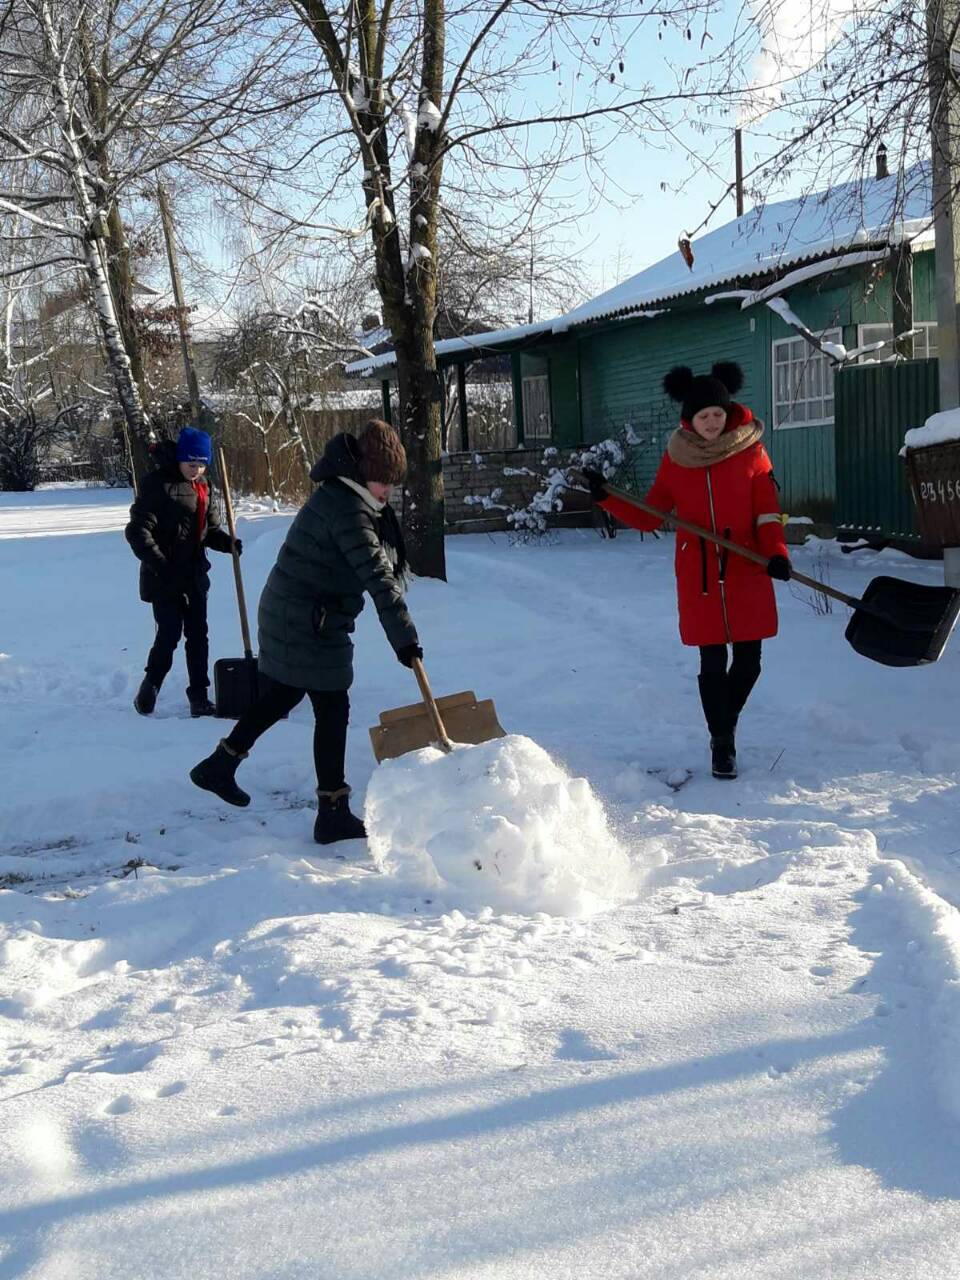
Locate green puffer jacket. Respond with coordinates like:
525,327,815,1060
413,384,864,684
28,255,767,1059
257,433,418,692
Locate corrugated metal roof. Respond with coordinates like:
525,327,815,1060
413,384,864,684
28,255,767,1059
347,165,932,376
556,165,931,327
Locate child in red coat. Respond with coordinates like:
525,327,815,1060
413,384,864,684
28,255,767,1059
586,362,791,779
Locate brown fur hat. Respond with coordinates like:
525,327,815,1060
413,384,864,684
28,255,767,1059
356,418,406,485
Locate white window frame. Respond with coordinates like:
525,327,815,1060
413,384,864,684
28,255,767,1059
771,328,842,430
856,321,938,361
521,373,552,441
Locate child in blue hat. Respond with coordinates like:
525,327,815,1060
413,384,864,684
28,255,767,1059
125,426,240,716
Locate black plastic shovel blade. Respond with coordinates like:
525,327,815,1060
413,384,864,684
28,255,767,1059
845,576,960,667
214,656,260,718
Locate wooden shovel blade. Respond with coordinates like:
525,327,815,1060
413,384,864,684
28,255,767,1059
370,690,506,762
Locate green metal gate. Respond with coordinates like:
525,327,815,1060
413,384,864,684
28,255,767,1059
834,359,939,543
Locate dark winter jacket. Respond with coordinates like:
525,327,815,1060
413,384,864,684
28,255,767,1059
256,432,418,692
599,403,789,646
125,440,233,603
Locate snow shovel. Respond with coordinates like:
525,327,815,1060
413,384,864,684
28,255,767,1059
213,446,260,717
599,480,960,668
370,657,506,762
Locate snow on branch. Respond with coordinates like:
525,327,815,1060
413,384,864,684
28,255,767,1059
705,250,891,366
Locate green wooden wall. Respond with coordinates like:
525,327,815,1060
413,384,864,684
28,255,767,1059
535,248,937,522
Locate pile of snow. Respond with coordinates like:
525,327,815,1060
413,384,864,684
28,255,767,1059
365,735,638,916
903,408,960,452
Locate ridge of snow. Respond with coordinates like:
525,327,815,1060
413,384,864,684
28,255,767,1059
904,408,960,451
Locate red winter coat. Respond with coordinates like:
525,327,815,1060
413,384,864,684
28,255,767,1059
599,404,788,647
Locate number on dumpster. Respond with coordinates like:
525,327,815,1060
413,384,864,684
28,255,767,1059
916,479,960,503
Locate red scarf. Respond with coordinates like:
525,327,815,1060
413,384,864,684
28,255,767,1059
192,479,208,547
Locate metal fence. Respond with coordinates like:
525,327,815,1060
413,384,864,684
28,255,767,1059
834,359,938,545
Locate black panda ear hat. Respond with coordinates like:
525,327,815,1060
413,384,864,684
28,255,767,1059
664,362,744,423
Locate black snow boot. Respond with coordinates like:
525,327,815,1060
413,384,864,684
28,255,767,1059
189,740,251,807
727,665,761,728
313,788,367,845
698,673,738,780
134,676,158,716
710,733,738,780
188,691,216,718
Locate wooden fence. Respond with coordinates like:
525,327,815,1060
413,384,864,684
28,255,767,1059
216,407,376,504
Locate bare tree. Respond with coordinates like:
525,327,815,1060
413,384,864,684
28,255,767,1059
681,0,940,246
283,0,715,579
0,1,299,473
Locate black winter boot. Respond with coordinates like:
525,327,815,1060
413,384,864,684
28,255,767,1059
134,676,158,716
313,788,367,845
188,691,216,718
189,740,251,807
710,733,738,780
727,666,760,728
698,673,738,780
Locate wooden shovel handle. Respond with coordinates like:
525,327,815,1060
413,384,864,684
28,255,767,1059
216,446,254,658
412,657,454,753
602,480,864,612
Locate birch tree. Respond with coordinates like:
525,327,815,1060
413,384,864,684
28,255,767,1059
0,0,298,473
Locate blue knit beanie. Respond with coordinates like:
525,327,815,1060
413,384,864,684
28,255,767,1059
176,426,212,464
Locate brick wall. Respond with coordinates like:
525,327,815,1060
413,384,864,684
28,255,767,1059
441,445,591,534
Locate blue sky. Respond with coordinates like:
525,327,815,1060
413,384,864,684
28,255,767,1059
184,3,843,321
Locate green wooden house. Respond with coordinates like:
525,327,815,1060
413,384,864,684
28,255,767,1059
348,163,935,531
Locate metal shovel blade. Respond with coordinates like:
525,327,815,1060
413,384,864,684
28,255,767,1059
370,690,506,763
845,576,960,667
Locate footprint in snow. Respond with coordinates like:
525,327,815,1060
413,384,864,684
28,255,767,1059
555,1029,617,1063
103,1094,135,1116
154,1081,187,1098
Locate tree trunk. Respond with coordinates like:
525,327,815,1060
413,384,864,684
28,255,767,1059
103,201,149,409
78,14,151,419
394,0,446,579
394,332,446,579
39,1,151,476
294,0,447,579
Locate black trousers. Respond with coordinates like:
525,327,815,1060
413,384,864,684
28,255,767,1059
146,583,209,695
697,640,763,736
225,678,350,793
698,640,763,681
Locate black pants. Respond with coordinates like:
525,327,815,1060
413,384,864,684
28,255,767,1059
146,583,209,696
699,640,762,681
697,640,762,736
225,678,350,793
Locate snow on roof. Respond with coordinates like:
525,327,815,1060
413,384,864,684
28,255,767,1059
346,318,559,375
205,388,383,413
555,165,932,327
347,166,933,376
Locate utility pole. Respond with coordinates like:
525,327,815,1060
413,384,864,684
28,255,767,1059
927,0,960,582
528,226,534,325
927,0,960,409
157,183,202,421
734,128,745,218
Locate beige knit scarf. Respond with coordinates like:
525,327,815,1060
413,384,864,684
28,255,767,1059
666,417,765,469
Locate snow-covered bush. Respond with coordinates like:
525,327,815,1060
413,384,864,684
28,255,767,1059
506,435,627,542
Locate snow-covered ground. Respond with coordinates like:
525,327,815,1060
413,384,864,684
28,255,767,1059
3,486,960,1279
